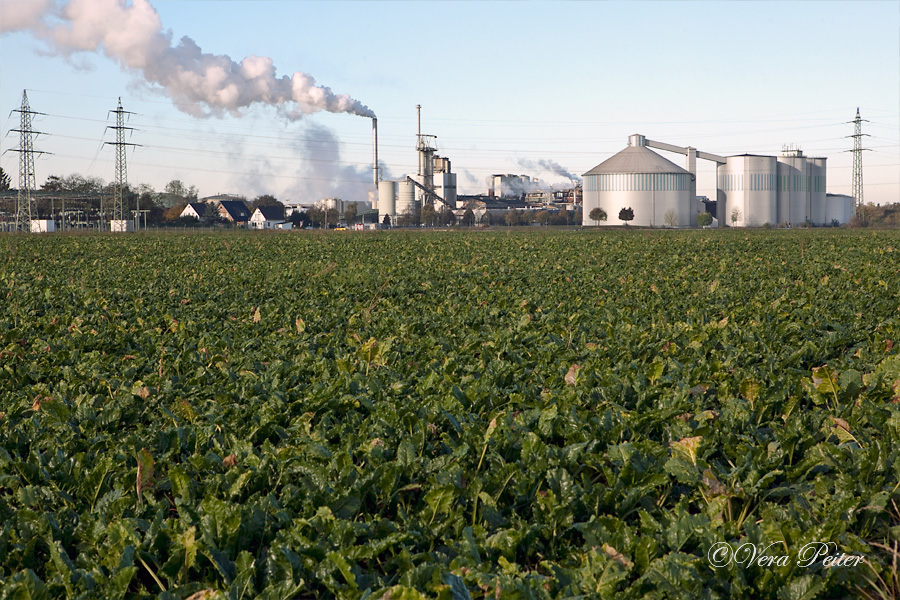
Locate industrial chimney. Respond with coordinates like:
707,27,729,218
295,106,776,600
372,117,379,186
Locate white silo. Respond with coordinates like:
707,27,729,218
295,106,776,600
377,180,397,224
433,172,457,209
825,194,855,225
809,157,827,225
582,135,692,227
776,150,811,226
397,180,417,219
718,155,778,227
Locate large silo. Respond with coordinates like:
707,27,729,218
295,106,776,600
397,180,417,219
377,180,397,224
718,155,778,227
776,150,811,226
809,157,827,225
433,172,457,209
582,135,693,227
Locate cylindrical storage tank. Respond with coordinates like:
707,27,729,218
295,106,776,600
582,142,692,227
718,155,777,227
825,194,855,225
434,173,457,209
377,181,396,223
776,152,809,226
396,180,416,219
322,197,344,214
809,157,827,226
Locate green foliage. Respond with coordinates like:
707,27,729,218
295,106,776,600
1,229,899,598
697,212,713,228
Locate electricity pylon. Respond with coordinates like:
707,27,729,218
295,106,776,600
8,91,47,232
848,107,870,211
105,98,139,226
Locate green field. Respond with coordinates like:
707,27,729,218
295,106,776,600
1,229,899,599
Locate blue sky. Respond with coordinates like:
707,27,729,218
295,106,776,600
1,0,898,206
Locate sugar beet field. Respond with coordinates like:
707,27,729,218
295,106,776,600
1,228,900,599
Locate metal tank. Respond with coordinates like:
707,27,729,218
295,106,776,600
825,194,855,225
718,155,777,227
776,150,810,226
396,180,417,219
809,157,827,225
321,197,344,214
433,172,457,209
582,135,692,227
377,180,396,224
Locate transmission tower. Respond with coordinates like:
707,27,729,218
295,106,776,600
848,107,870,210
8,91,47,232
104,98,139,227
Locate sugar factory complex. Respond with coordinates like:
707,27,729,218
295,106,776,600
373,111,856,229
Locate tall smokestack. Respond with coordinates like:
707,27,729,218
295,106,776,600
372,117,378,186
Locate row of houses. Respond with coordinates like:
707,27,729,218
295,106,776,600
180,198,291,229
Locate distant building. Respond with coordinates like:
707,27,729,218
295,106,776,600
250,205,285,229
491,174,540,199
180,202,206,220
214,199,251,224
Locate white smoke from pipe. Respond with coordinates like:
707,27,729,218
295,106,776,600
517,158,582,184
2,0,375,119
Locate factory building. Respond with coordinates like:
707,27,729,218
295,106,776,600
375,106,457,226
491,174,539,199
584,134,855,228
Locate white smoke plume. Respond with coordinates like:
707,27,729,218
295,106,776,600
517,158,582,184
283,122,380,205
2,0,375,120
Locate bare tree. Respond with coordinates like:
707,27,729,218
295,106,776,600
664,209,678,228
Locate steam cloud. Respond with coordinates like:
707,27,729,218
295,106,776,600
517,158,582,183
289,123,386,203
2,0,375,120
